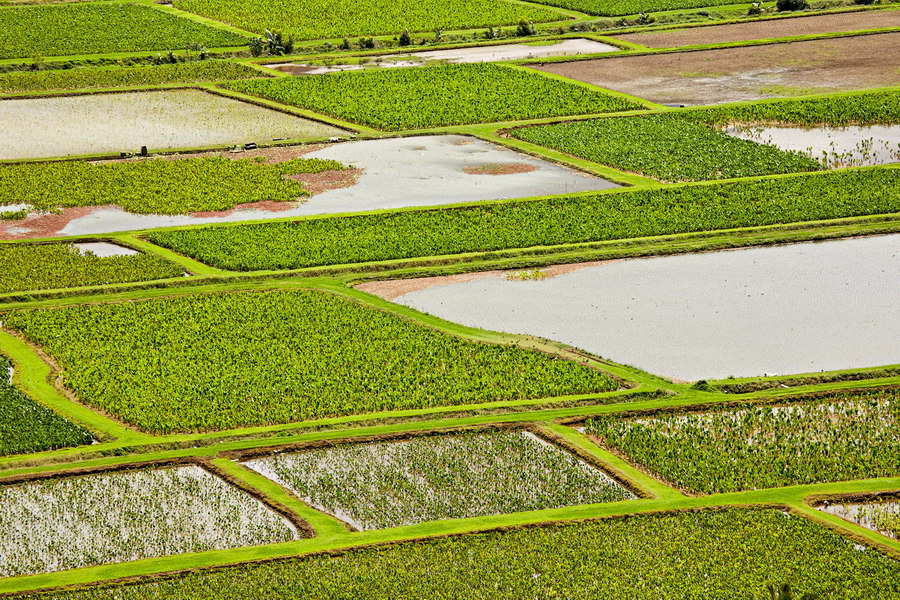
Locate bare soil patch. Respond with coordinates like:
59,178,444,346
286,167,363,195
613,11,900,48
462,162,539,175
534,33,900,105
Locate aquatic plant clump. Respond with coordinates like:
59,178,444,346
0,3,249,60
146,168,900,271
0,465,298,577
29,509,900,599
0,243,183,293
585,389,900,494
224,64,645,130
0,157,345,216
2,289,618,433
0,355,92,457
823,501,900,540
246,430,634,530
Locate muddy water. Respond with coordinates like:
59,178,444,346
72,242,140,257
725,124,900,167
269,39,619,75
378,235,900,381
0,89,345,160
55,135,615,236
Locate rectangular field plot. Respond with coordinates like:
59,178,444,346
0,4,248,60
29,509,900,599
371,234,900,381
535,33,900,106
224,64,645,131
147,168,900,272
0,355,92,457
173,0,561,41
613,10,900,47
510,91,900,181
1,289,617,433
822,500,900,541
245,430,634,530
0,242,183,293
0,465,299,577
0,90,346,160
585,389,900,494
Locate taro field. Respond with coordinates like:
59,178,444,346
0,1,898,598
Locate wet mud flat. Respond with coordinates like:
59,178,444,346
533,33,900,105
364,235,900,381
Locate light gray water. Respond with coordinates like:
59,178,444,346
60,135,614,236
0,89,345,160
385,235,900,381
71,242,139,257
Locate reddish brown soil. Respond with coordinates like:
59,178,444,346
0,206,101,241
614,11,900,48
286,167,363,195
462,163,539,175
535,32,900,105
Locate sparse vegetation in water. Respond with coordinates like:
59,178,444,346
0,157,345,216
0,465,299,577
584,389,900,494
26,509,900,599
2,289,618,433
0,3,249,60
823,500,900,540
505,269,548,281
0,61,265,94
146,168,900,271
245,430,634,530
0,243,183,294
172,0,559,41
0,355,92,457
223,63,645,130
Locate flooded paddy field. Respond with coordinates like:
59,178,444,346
362,234,900,381
725,124,900,167
269,39,620,75
820,501,900,541
533,33,900,106
0,89,345,160
7,134,614,238
612,10,900,48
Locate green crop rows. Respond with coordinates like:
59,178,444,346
2,289,617,433
518,0,756,16
585,389,900,494
0,61,265,94
0,355,92,457
0,157,344,216
245,430,634,530
511,91,900,182
173,0,560,41
147,168,900,271
31,509,900,599
224,64,644,130
0,243,182,293
0,4,249,60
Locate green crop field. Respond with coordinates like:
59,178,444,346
0,243,182,293
146,168,900,271
0,4,249,60
0,61,265,94
511,91,900,181
223,64,645,130
0,355,92,457
29,509,900,599
2,289,617,433
585,389,900,494
515,0,757,15
245,430,634,529
0,157,344,216
173,0,561,41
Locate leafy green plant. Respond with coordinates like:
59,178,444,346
776,0,808,10
223,63,644,130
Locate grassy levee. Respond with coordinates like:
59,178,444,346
115,235,228,277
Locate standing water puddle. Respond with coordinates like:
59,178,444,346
820,501,900,541
724,124,900,167
71,242,140,257
363,235,900,381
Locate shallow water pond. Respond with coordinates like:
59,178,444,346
820,501,900,541
0,89,345,160
72,242,140,257
366,235,900,381
725,124,900,167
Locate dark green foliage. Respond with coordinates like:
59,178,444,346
3,289,617,433
146,169,900,271
0,356,92,457
223,64,644,130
